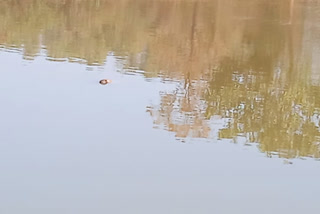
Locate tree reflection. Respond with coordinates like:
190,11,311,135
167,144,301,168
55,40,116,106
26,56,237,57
0,0,319,159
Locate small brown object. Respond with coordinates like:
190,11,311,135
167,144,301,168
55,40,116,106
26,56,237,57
99,79,112,85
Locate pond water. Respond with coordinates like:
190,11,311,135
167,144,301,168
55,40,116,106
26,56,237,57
0,0,320,213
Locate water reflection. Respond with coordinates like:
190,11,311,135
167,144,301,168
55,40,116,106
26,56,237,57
1,0,320,159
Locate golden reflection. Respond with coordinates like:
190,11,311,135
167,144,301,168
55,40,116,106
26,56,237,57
0,0,320,159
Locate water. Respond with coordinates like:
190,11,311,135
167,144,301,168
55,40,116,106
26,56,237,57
0,0,320,213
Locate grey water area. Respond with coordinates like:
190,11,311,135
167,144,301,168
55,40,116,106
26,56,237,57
0,50,319,214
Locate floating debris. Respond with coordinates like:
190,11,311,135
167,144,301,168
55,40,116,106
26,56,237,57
283,160,293,165
99,79,112,85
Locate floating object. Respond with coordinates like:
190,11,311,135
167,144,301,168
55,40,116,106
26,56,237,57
283,160,293,165
99,79,112,85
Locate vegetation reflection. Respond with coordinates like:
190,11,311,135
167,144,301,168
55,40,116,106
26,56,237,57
0,0,319,159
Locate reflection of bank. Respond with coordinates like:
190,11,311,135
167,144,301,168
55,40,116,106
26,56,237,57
305,6,320,86
148,46,320,160
143,0,320,159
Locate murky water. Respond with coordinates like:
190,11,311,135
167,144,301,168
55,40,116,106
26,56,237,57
1,0,320,213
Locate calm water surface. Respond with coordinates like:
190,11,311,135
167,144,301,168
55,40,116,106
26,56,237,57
0,0,320,213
